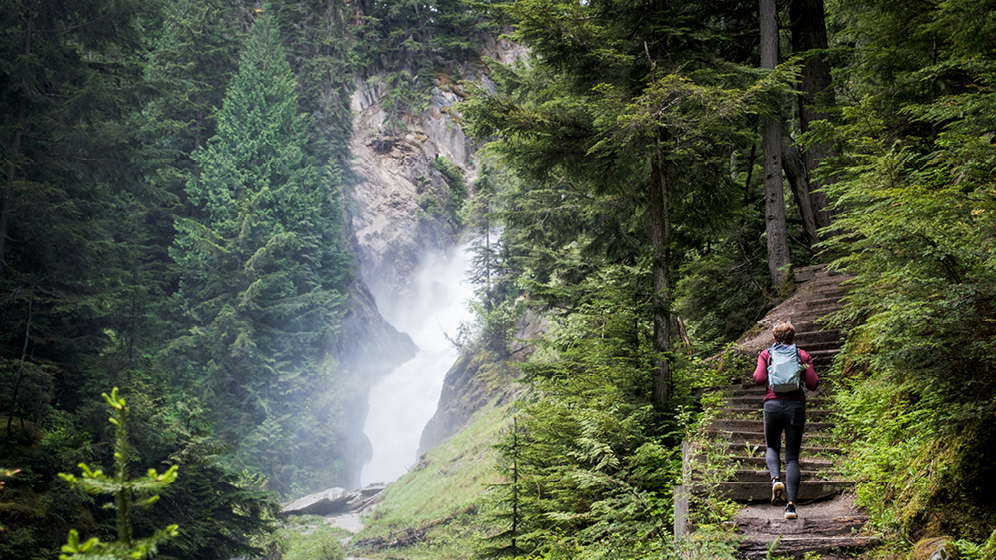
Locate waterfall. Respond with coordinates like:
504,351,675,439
360,243,475,485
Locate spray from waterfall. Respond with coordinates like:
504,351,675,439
360,242,476,486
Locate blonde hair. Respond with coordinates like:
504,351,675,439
773,322,796,344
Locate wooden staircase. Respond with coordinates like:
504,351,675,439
678,266,880,559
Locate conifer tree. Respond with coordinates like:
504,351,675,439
169,10,353,495
463,0,769,408
146,0,241,161
355,0,496,134
0,0,172,406
809,0,996,540
59,388,179,560
274,0,358,175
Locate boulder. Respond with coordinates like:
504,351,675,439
909,537,959,560
282,488,355,516
357,483,387,497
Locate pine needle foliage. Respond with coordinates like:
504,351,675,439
59,388,179,560
168,10,354,497
813,0,996,542
476,266,682,559
353,0,497,133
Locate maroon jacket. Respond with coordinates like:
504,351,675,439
753,345,819,401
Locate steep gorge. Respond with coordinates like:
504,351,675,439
337,37,527,486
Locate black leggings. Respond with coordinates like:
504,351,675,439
763,398,806,503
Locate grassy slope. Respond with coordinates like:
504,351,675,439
348,393,516,560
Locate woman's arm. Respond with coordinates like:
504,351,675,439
753,350,769,386
799,349,819,390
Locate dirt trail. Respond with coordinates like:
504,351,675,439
690,265,880,559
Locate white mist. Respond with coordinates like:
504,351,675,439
360,243,475,486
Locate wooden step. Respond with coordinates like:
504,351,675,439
792,265,825,282
721,396,830,408
798,340,841,352
707,430,836,445
740,515,868,537
698,383,767,397
806,282,845,294
722,442,842,456
726,456,834,470
707,419,833,433
732,469,842,482
710,480,853,502
808,348,840,360
804,305,842,319
794,328,843,345
695,454,835,470
812,360,837,371
805,297,843,310
739,535,880,560
719,407,834,421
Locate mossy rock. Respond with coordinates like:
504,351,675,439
908,537,959,560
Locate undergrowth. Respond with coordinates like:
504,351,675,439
278,516,350,560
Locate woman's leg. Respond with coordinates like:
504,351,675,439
763,400,784,481
782,400,807,503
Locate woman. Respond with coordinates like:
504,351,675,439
753,322,819,520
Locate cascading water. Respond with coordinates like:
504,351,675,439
360,242,476,485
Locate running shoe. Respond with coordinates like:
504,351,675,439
771,479,786,504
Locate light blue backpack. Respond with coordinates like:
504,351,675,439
767,344,805,393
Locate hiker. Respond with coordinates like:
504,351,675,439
753,322,819,520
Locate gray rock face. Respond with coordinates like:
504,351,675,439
418,353,491,455
419,307,544,454
344,42,528,304
340,36,530,480
335,280,418,381
346,79,465,309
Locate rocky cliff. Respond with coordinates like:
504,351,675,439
344,36,527,310
339,37,528,483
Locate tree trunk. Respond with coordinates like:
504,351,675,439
781,135,820,247
650,155,671,408
791,0,836,232
760,0,791,289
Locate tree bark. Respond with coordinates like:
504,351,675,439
760,0,791,289
791,0,836,232
781,135,820,247
650,154,671,408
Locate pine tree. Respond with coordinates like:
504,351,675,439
59,389,179,560
0,0,175,409
355,0,497,134
808,0,996,542
463,0,772,408
790,0,836,234
274,0,359,175
169,10,353,495
146,0,241,161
